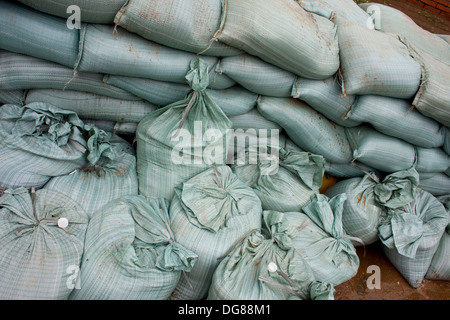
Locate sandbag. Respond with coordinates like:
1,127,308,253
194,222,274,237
325,168,420,245
104,75,256,117
378,188,448,288
76,24,218,84
325,161,380,179
81,119,138,136
44,126,138,218
410,48,450,128
336,15,422,99
416,147,450,174
347,95,445,148
445,128,450,155
419,173,450,197
169,165,262,300
289,193,360,286
0,102,88,189
292,76,361,128
257,96,353,164
216,0,340,80
0,89,25,105
136,58,232,200
229,108,282,131
17,0,127,24
207,211,335,300
24,89,158,123
0,50,140,100
219,53,297,97
114,0,241,57
359,3,450,64
425,197,449,281
300,0,373,28
0,1,80,68
0,187,89,300
231,146,325,212
69,196,197,300
345,125,417,173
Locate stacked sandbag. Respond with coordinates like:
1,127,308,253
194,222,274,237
425,196,450,281
207,211,335,300
358,3,450,64
0,50,140,100
378,188,448,288
69,196,197,300
24,89,158,124
0,102,88,189
136,58,232,200
0,90,25,105
0,187,89,300
325,168,420,246
287,193,360,286
44,126,138,218
113,0,241,57
0,1,80,68
231,146,325,212
336,15,422,99
169,165,262,300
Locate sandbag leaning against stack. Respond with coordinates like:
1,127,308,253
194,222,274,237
378,188,448,288
44,125,138,218
325,168,420,246
207,211,335,300
0,102,88,189
0,187,89,300
168,165,262,300
136,58,232,200
69,196,197,300
425,196,450,281
231,145,325,212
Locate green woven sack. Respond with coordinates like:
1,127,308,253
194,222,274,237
419,173,450,197
0,1,80,68
0,50,139,101
207,211,335,300
0,102,88,189
216,0,339,79
347,95,445,149
69,196,197,300
0,187,89,300
25,89,158,123
219,54,297,97
416,147,450,174
325,168,420,245
136,58,232,200
378,188,448,288
292,76,361,128
114,0,241,57
231,146,325,212
104,75,256,117
17,0,127,24
288,193,360,286
76,24,219,84
169,165,262,300
346,125,417,173
257,96,353,164
44,126,138,218
336,15,422,99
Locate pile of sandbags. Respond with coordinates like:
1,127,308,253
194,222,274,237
0,0,449,299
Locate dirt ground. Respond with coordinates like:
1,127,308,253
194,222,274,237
334,241,450,300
